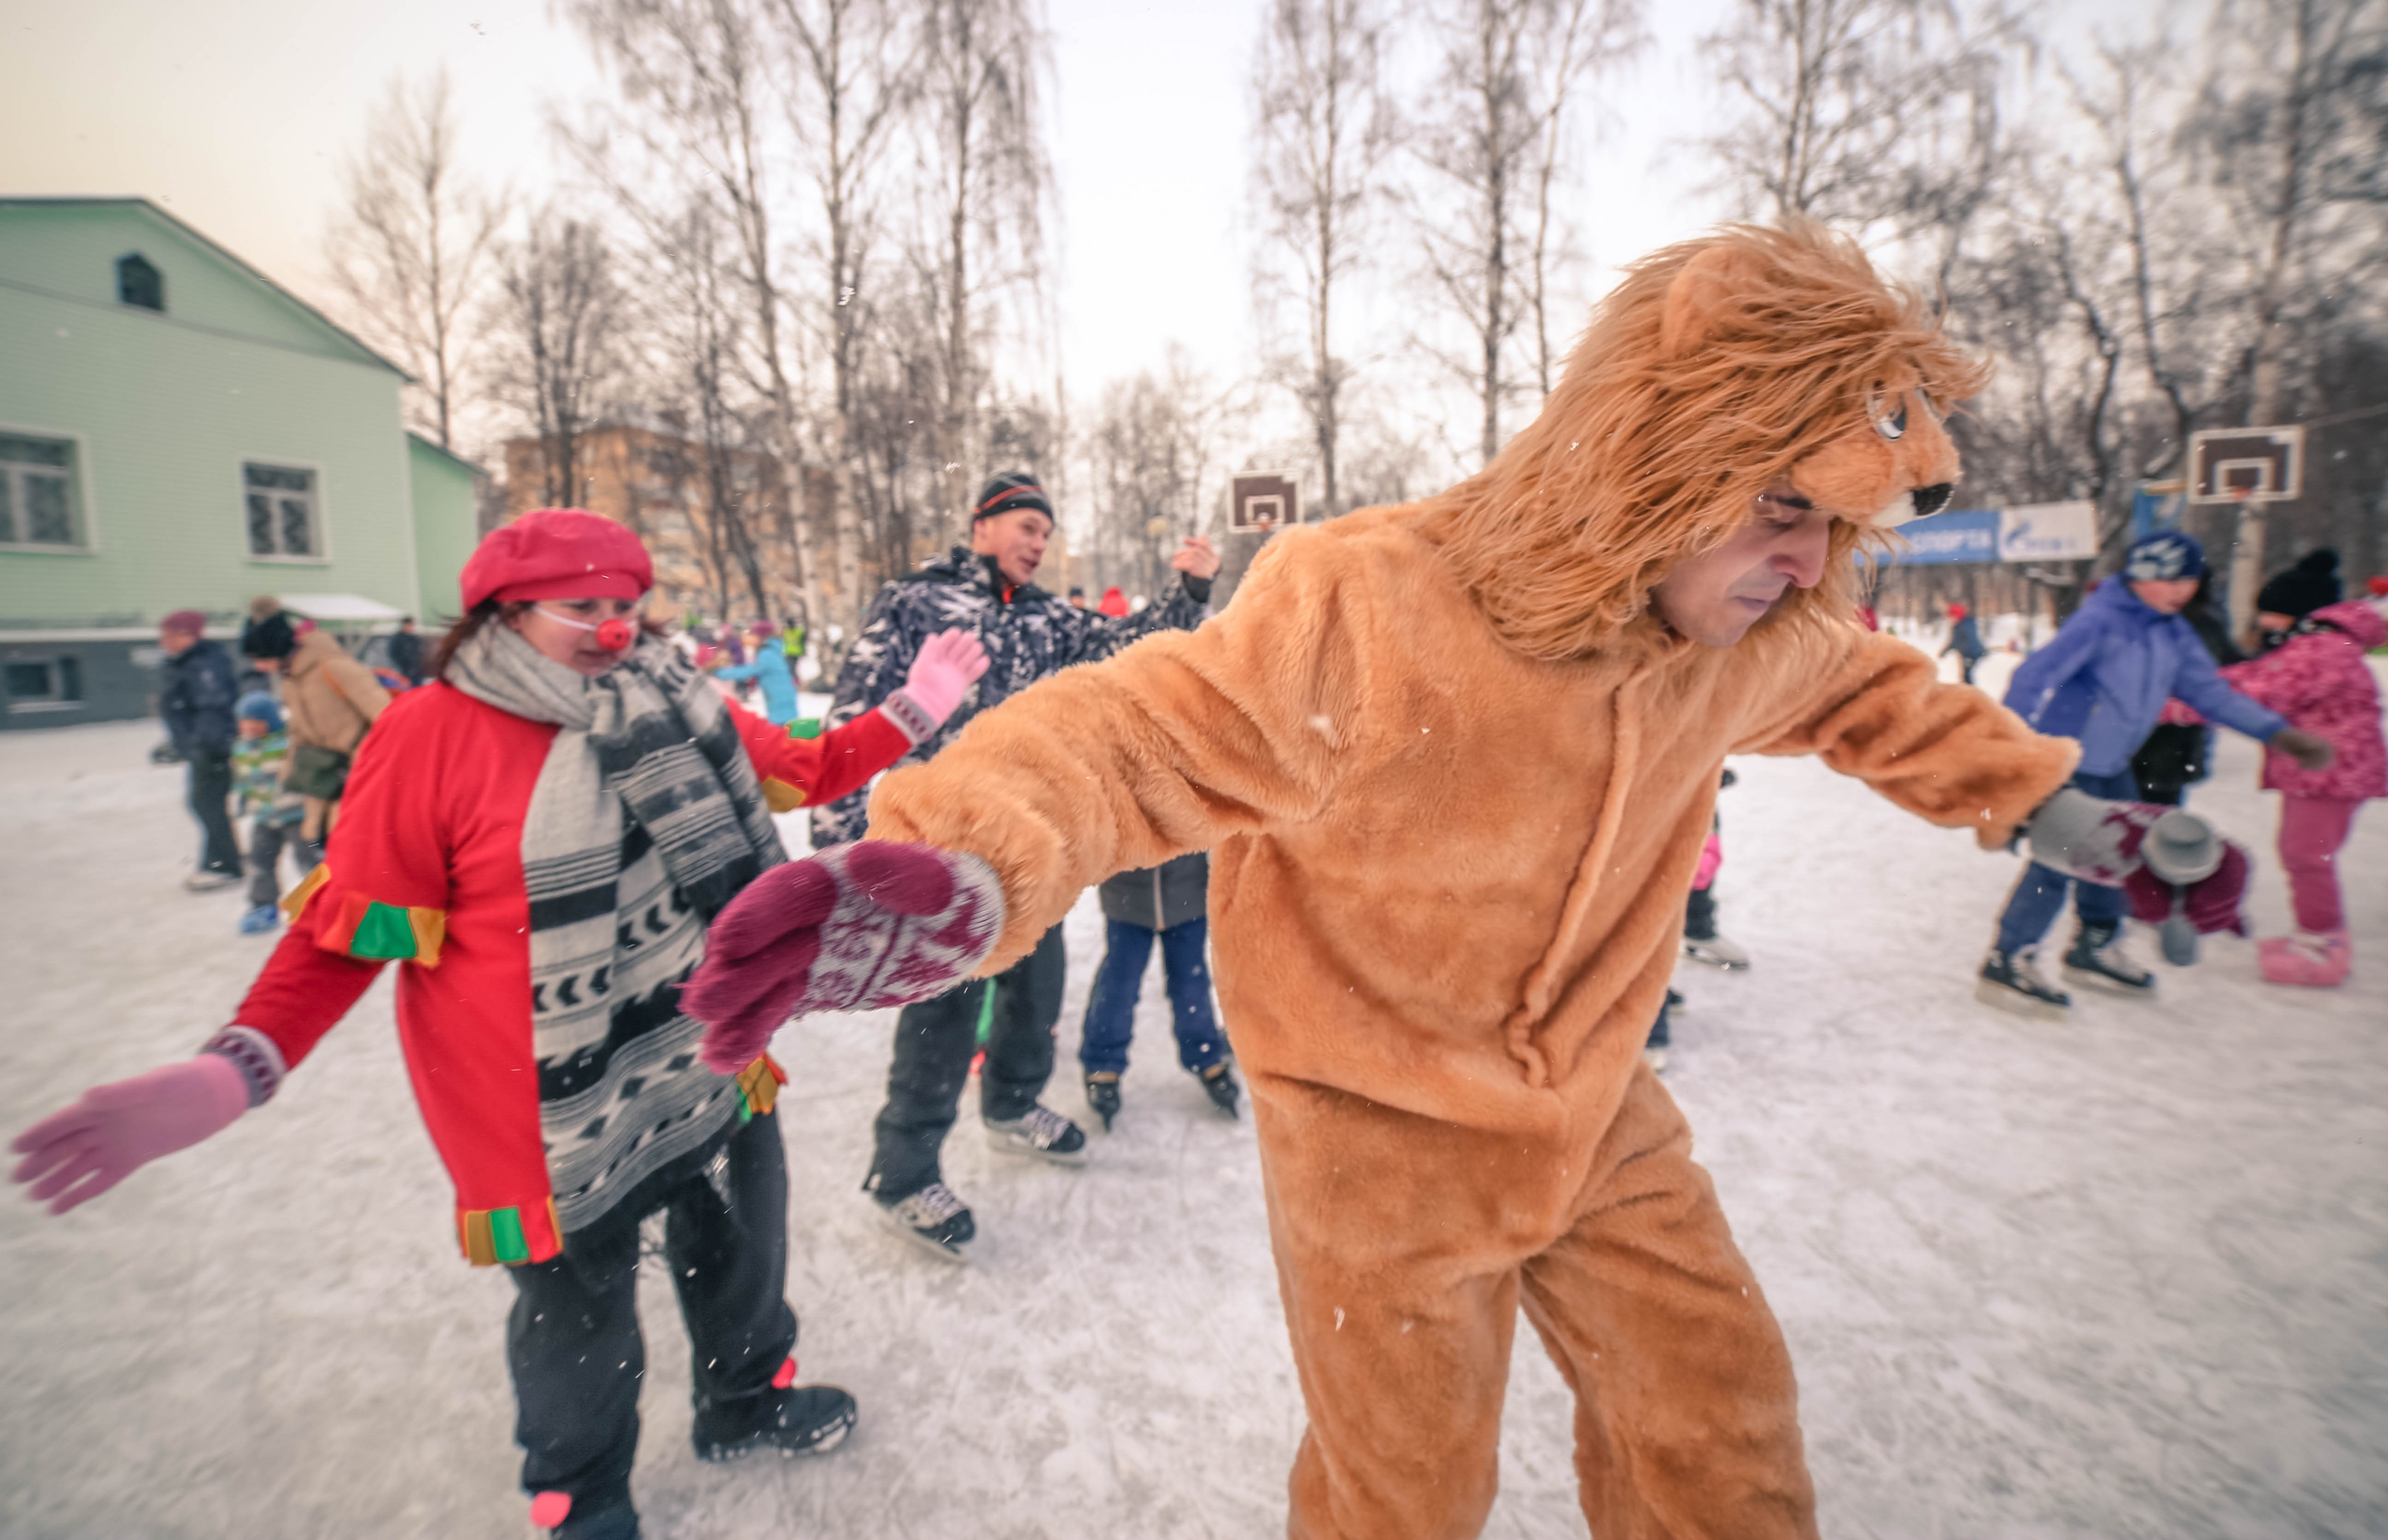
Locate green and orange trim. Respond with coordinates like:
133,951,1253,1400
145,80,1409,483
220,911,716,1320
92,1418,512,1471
736,1054,788,1121
281,865,447,967
457,1196,565,1267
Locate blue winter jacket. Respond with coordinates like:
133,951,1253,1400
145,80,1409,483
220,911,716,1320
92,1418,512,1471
716,639,799,725
2004,577,2286,776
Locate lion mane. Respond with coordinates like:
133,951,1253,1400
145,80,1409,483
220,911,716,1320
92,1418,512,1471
1421,220,1993,663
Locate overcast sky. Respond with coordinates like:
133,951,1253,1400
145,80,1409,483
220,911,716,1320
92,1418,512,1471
5,0,2160,447
2,0,1738,391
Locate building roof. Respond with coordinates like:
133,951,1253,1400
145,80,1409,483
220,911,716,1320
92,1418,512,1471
0,197,410,380
408,431,487,477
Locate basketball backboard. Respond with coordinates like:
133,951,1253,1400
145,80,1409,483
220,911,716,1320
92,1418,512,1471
1230,472,1299,531
2188,426,2304,504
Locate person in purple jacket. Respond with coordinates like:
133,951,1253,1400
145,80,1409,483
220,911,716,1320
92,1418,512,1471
1979,530,2334,1016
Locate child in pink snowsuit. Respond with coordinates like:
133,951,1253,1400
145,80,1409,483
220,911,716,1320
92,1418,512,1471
2216,597,2386,985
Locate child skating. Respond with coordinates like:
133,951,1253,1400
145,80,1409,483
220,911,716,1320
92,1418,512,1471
1079,853,1240,1129
230,692,310,936
2203,595,2383,985
1983,530,2333,1016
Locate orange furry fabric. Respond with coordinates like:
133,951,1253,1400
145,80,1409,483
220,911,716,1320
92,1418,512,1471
1425,219,1990,663
864,221,2072,1537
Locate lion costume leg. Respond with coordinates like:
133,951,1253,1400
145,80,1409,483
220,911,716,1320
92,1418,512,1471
1518,1063,1817,1539
1252,1075,1554,1540
1253,1061,1816,1540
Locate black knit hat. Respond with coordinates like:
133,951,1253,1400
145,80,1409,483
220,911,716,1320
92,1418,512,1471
241,610,298,660
2255,548,2341,620
972,471,1052,524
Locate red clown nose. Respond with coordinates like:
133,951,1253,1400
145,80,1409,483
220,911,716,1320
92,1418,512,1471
596,617,636,651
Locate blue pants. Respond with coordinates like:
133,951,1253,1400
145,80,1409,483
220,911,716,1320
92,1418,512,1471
1995,768,2138,955
1078,917,1227,1076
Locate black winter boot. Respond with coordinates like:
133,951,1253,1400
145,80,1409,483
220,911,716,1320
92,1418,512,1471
528,1489,639,1539
1086,1072,1121,1131
691,1361,857,1462
2063,921,2155,996
1199,1061,1241,1119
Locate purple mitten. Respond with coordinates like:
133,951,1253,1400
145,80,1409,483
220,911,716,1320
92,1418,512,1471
688,842,1005,1073
11,1054,251,1215
2125,839,2252,936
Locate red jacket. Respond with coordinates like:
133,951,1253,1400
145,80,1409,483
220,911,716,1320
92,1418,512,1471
230,682,908,1265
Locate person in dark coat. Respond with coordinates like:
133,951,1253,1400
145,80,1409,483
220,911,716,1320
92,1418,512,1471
2132,569,2240,805
158,609,243,891
818,469,1220,1261
387,616,427,686
1079,852,1237,1130
1939,601,1985,684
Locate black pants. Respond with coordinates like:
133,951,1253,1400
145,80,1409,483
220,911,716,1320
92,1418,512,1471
867,922,1067,1199
186,748,241,877
506,1110,797,1508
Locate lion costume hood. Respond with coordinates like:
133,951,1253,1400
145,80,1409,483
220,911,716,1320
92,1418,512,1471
1429,220,1986,662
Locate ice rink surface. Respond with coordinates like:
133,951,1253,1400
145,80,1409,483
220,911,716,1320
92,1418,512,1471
1,660,2382,1539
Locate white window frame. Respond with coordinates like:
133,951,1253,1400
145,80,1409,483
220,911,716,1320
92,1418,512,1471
0,422,98,554
237,456,331,565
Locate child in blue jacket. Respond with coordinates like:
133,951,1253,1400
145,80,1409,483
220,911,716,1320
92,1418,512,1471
1982,531,2332,1016
714,621,800,725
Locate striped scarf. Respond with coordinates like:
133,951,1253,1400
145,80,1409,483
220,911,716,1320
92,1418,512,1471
447,624,787,1232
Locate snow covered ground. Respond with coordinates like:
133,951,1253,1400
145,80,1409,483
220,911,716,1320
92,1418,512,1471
1,677,2382,1539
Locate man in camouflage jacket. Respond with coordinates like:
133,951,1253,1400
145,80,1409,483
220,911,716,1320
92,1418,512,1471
823,471,1220,1260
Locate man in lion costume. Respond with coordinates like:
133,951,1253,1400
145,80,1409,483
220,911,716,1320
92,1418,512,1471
687,222,2094,1537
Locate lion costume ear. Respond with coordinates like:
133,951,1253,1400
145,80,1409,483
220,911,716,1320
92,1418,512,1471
1660,242,1767,359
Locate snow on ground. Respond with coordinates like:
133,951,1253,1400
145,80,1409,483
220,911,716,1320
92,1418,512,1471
0,696,2382,1540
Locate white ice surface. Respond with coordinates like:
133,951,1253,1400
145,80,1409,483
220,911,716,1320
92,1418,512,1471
0,680,2382,1539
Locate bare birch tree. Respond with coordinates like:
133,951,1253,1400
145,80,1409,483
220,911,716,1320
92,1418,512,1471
1251,0,1396,519
2188,0,2388,628
637,195,779,621
325,67,508,451
918,0,1054,520
1410,0,1544,467
497,212,629,510
1698,0,2022,269
1523,0,1645,398
774,0,919,636
563,0,826,630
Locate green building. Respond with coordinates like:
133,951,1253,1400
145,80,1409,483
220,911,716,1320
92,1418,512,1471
0,197,481,728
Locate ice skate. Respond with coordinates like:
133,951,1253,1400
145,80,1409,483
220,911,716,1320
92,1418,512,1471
1086,1071,1121,1131
1199,1061,1241,1119
528,1490,638,1540
2259,930,2350,988
984,1104,1088,1164
1682,933,1750,970
691,1361,857,1462
2061,922,2155,997
236,904,279,935
1644,994,1674,1073
1976,946,2070,1019
872,1181,975,1263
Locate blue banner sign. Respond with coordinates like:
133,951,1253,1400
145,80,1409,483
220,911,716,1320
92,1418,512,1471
1885,508,1999,565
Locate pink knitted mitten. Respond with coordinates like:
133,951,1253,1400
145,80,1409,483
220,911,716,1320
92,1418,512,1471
688,842,1005,1073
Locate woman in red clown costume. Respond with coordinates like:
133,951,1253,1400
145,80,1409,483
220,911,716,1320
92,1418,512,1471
10,509,988,1540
